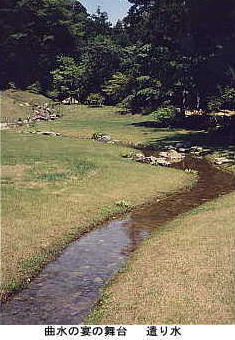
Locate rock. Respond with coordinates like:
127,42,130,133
31,103,59,121
157,150,185,164
197,147,203,151
167,150,185,161
199,149,212,156
98,135,111,143
159,151,169,158
193,151,202,157
131,150,184,167
190,146,204,152
0,123,9,130
162,145,175,150
156,158,171,166
144,156,158,164
189,146,209,156
175,142,184,149
94,277,103,284
159,150,185,160
133,153,145,162
37,131,60,136
214,157,234,165
122,153,132,158
178,148,187,153
190,146,199,151
62,96,79,104
92,133,112,143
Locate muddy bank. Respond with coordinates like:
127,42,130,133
1,154,234,324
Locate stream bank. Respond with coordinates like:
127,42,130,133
1,148,234,324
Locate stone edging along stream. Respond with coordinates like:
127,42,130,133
24,129,235,169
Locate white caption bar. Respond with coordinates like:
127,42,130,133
0,325,234,340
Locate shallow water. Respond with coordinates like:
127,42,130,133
1,155,234,324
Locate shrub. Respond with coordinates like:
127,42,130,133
208,87,235,112
115,200,131,209
26,82,42,94
86,93,105,107
152,106,181,127
221,87,235,110
207,97,222,112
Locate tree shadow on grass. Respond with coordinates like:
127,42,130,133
145,128,235,153
130,115,235,153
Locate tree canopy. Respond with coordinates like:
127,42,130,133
1,0,235,112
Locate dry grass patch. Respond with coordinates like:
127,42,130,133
1,90,53,121
1,164,29,180
88,193,235,324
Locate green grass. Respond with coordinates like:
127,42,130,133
88,193,235,325
1,126,194,298
24,104,191,145
2,90,233,325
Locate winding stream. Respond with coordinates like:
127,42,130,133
1,152,234,324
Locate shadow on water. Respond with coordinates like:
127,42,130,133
1,152,234,324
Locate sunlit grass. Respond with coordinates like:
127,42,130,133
1,129,194,297
88,193,235,325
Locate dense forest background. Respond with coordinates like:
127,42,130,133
1,0,235,113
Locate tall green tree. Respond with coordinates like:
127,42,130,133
50,56,84,100
0,0,88,89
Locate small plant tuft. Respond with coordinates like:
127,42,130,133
115,200,131,209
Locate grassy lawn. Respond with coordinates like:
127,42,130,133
88,193,235,324
1,125,194,298
27,104,189,145
1,89,190,144
2,90,233,323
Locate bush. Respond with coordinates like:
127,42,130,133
152,106,181,127
26,82,42,94
221,87,235,110
208,87,235,112
86,93,105,107
207,97,222,112
115,200,131,209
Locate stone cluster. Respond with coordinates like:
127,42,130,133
31,103,60,121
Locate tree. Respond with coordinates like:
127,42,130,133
78,35,122,97
50,56,83,100
0,0,88,89
103,72,133,104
